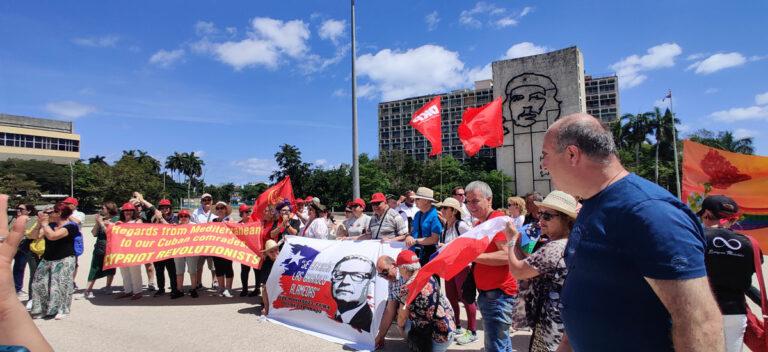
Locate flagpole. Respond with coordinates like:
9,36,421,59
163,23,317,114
668,89,682,198
350,0,361,199
439,153,443,197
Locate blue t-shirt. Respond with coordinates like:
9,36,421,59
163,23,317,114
411,207,443,240
561,173,706,352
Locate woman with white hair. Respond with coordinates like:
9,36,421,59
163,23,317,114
504,190,578,352
396,250,456,352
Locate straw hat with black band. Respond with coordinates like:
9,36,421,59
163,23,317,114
411,187,436,203
534,191,578,219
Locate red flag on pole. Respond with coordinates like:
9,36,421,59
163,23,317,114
409,96,443,156
458,97,503,157
250,176,295,222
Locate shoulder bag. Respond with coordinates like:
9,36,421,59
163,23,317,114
745,235,768,352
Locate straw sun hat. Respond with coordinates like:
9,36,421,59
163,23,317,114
435,197,462,212
534,191,578,219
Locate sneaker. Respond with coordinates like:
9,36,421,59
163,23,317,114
196,283,204,290
455,330,478,345
212,281,219,289
31,314,44,320
130,293,143,300
248,290,259,297
26,300,33,311
240,289,249,297
170,291,184,299
85,292,95,299
115,292,133,299
147,284,157,292
54,312,69,320
222,289,233,298
453,328,466,339
256,315,268,323
189,289,199,298
153,290,166,297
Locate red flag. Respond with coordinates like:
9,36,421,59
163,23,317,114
409,96,442,156
405,215,511,304
457,97,503,157
250,176,295,222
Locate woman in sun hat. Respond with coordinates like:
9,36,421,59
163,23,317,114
504,190,578,352
435,197,478,345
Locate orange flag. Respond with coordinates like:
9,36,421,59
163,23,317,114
682,140,768,250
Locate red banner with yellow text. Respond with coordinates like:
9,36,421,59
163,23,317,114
104,222,265,270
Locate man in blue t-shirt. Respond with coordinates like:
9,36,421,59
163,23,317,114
540,113,723,352
404,187,443,266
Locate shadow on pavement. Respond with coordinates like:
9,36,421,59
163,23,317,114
83,286,261,307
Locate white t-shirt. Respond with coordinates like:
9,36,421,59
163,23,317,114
302,218,329,239
192,207,217,224
397,203,418,222
459,203,476,226
343,214,371,237
443,219,471,244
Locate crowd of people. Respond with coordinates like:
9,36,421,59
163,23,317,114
2,112,764,352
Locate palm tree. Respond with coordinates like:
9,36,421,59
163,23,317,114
620,112,655,169
88,155,108,166
179,152,205,199
135,150,161,173
650,108,681,183
165,152,184,183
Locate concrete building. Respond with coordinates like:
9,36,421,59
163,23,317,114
0,113,81,164
585,74,620,122
493,47,586,196
378,80,496,162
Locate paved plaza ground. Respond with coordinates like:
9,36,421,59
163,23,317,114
20,219,532,352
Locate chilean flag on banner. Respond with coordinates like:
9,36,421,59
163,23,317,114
250,176,295,222
458,97,503,157
406,215,511,304
409,96,443,156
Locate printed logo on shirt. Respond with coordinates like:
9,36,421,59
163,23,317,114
712,237,742,251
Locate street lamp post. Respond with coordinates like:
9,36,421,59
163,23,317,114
351,0,360,199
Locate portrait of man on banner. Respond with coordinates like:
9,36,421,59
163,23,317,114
330,255,375,332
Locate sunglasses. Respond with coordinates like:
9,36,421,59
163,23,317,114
44,211,54,215
454,193,465,197
240,210,252,214
201,198,212,203
370,202,382,206
216,206,226,210
377,269,390,278
540,211,561,221
179,215,190,218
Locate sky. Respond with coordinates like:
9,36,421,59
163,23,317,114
1,0,766,185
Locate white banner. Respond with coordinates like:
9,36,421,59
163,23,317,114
266,236,403,351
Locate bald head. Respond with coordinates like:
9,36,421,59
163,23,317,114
547,113,617,163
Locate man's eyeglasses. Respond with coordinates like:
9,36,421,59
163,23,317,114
377,268,391,278
332,271,372,283
201,198,212,203
539,211,561,221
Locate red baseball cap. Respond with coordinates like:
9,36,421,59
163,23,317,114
396,250,419,266
296,198,305,204
370,193,386,203
350,198,366,208
158,199,171,206
63,197,79,206
178,209,191,217
121,202,136,211
305,196,314,203
239,204,251,213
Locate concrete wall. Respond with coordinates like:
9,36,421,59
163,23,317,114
0,113,73,133
492,47,586,196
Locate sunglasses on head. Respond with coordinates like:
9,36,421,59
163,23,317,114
539,211,561,221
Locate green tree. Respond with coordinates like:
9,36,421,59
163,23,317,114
689,129,755,155
270,144,311,196
88,155,108,166
179,152,205,199
620,112,655,170
0,159,68,195
241,182,269,204
0,174,41,205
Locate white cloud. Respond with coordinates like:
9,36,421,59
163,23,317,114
687,52,746,74
466,63,492,82
711,106,768,122
461,1,535,29
232,158,278,176
214,39,279,70
313,159,328,167
610,43,682,89
250,17,310,58
686,53,707,61
503,42,548,59
755,91,768,105
677,123,691,133
705,88,719,94
654,98,670,109
356,44,466,101
195,21,217,36
193,150,207,158
202,17,310,71
318,19,346,44
357,84,376,98
149,49,185,67
425,11,440,31
332,89,347,97
71,35,120,48
494,17,518,28
734,128,760,139
45,101,97,119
